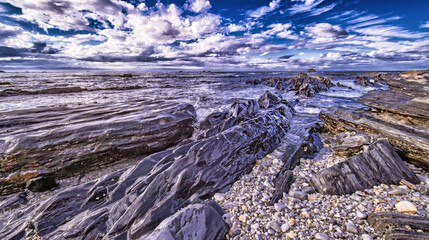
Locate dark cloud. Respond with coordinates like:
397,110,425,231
0,30,21,42
80,46,173,62
0,46,27,57
279,54,294,60
31,42,60,54
0,42,60,57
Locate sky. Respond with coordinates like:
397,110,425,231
0,0,428,71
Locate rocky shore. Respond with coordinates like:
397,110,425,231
0,70,428,239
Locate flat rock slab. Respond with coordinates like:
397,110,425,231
0,94,291,239
311,139,420,195
0,101,196,195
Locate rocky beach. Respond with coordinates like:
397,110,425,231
0,69,428,240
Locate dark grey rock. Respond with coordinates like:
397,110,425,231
311,139,420,195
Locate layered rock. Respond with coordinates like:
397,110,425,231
0,101,196,195
320,69,429,170
367,212,429,240
311,139,420,195
246,72,334,97
0,93,292,239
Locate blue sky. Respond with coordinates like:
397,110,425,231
0,0,428,70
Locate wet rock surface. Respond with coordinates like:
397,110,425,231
0,101,196,195
311,139,420,195
320,70,429,170
246,72,334,97
0,93,292,239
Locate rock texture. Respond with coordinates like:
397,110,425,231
311,139,420,195
246,72,334,97
0,101,196,195
328,132,373,157
320,70,429,170
368,212,429,239
0,93,292,239
143,201,229,240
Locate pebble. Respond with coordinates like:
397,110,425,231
346,221,359,234
267,221,281,232
281,223,290,232
274,203,286,211
286,232,296,238
356,210,368,219
288,218,296,226
213,193,225,202
350,195,363,201
315,232,330,240
239,214,247,223
289,190,308,201
400,179,417,190
395,201,417,213
308,194,318,202
361,234,373,240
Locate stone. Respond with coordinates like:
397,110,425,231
346,221,359,234
0,93,292,239
289,190,308,201
143,201,229,240
330,132,372,157
389,186,409,195
361,234,373,240
354,76,375,86
267,221,281,232
400,179,417,190
286,231,296,238
281,223,290,232
302,187,316,194
288,218,296,226
395,201,417,214
356,210,368,219
315,232,330,240
213,193,225,202
26,174,58,192
239,215,248,223
311,139,420,195
367,212,429,236
274,203,286,212
0,102,196,195
308,194,318,202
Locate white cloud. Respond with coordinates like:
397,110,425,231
227,24,247,32
288,0,324,15
248,0,281,18
185,0,211,13
354,25,428,39
307,23,348,38
420,21,429,28
257,23,298,39
308,3,336,16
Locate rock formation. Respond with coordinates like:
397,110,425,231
0,101,196,195
311,139,420,195
0,92,292,239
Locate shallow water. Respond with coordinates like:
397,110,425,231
0,71,380,120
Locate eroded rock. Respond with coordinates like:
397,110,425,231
311,139,420,195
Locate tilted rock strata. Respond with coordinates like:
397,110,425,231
0,94,292,239
0,101,196,195
311,139,420,195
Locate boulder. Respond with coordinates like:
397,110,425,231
307,68,317,73
0,93,292,239
320,70,429,169
328,132,373,157
0,101,196,195
143,201,229,240
246,73,334,97
354,76,374,86
311,139,420,195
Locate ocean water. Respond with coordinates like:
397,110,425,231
0,71,378,120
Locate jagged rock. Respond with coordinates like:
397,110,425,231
119,73,133,77
336,82,353,89
246,72,334,97
354,76,374,86
0,93,292,239
258,91,282,109
143,201,229,240
0,192,27,211
329,132,373,157
270,121,323,204
367,212,429,239
0,102,196,195
26,172,58,192
320,70,429,169
311,139,420,195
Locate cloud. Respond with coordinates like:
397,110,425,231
420,21,429,28
227,24,247,32
308,3,336,16
185,0,211,13
307,23,348,38
354,25,428,39
288,0,324,15
248,0,281,18
257,23,298,39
